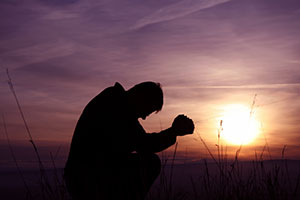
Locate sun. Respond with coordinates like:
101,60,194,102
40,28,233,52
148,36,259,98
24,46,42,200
218,104,261,145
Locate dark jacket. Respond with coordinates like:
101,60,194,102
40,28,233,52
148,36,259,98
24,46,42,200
65,82,176,174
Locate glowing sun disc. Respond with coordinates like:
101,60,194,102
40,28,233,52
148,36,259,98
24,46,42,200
219,104,260,145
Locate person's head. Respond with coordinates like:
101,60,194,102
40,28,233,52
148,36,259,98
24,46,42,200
126,81,163,120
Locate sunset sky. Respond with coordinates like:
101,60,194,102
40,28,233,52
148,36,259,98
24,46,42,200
0,0,300,168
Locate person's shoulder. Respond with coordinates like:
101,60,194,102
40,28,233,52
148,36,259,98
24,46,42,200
80,82,126,116
94,82,125,102
103,82,125,95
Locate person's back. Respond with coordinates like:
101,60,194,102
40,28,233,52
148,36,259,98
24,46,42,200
66,83,126,168
64,82,194,200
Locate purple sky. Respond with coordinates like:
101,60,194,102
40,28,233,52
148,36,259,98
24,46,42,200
1,0,300,167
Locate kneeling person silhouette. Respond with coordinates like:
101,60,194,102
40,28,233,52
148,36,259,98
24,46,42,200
65,82,194,200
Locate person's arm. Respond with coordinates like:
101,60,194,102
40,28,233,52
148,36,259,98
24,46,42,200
135,127,176,153
135,115,194,153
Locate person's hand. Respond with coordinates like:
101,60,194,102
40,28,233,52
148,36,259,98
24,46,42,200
171,114,194,136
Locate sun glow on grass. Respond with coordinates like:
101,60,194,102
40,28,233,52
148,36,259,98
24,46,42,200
219,104,261,145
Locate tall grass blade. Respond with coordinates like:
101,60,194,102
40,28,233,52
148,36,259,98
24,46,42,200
6,69,55,199
2,115,33,199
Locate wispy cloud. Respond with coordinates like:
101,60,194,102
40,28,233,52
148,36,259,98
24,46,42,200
1,40,77,69
132,0,231,29
165,83,300,89
41,10,80,20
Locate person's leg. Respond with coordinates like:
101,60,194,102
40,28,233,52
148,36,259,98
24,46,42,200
123,153,161,200
64,169,83,200
65,154,161,200
65,168,101,200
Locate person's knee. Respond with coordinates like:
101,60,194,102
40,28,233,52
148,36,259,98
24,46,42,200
146,154,161,176
153,154,161,170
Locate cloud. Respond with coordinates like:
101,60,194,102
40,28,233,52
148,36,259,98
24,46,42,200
132,0,231,29
1,40,77,69
39,0,79,6
41,10,80,20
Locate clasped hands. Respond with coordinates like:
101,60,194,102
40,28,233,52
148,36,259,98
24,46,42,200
171,114,194,136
